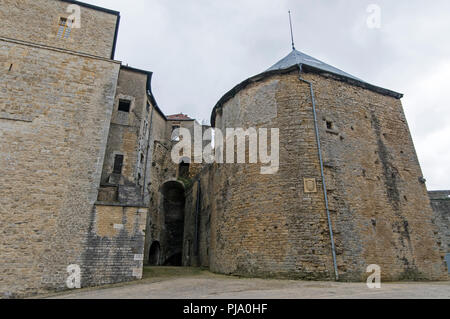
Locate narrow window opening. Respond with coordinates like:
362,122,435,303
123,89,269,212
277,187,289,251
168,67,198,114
8,64,13,72
118,100,131,113
57,17,73,39
113,155,124,174
326,121,333,130
141,153,145,164
172,124,181,141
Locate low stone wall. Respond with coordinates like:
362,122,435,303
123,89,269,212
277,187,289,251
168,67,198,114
81,204,148,287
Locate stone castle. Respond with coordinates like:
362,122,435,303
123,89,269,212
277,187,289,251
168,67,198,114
0,0,448,298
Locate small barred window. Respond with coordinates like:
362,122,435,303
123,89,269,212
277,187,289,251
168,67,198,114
57,17,73,39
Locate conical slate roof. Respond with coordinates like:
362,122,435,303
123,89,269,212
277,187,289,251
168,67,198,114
211,48,403,126
267,49,363,83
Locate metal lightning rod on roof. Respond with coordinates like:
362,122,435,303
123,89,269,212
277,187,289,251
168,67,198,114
288,10,295,51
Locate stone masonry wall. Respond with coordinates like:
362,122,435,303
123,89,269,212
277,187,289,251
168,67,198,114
429,191,450,272
0,0,118,59
183,164,215,268
100,68,150,193
81,204,147,286
147,120,210,266
0,38,120,297
303,71,447,281
143,110,178,264
209,74,336,280
192,70,448,281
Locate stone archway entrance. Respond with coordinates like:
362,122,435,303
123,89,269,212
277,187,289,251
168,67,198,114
161,181,185,266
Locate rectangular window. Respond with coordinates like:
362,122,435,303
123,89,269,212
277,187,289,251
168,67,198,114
171,124,181,141
326,121,333,130
118,100,131,113
57,17,73,39
113,155,124,174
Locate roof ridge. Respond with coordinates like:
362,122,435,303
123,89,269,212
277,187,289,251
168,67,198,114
267,49,362,82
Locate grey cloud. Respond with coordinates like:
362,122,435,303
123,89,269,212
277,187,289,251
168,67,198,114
85,0,449,189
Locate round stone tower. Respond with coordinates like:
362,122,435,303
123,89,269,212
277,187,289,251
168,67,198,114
205,49,448,281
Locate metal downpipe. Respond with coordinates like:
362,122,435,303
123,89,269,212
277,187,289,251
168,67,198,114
297,64,339,281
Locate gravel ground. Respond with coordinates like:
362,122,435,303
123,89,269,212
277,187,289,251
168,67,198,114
41,268,450,299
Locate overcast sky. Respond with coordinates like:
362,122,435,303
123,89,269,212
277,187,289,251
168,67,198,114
83,0,449,190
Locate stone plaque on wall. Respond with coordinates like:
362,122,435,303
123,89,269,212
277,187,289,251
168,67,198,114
304,178,317,193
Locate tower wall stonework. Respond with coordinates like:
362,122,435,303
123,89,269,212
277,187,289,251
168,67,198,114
0,0,118,59
302,72,447,281
98,67,152,204
0,37,121,297
195,73,338,279
183,70,448,281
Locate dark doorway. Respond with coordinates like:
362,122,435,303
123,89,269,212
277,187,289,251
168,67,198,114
161,181,185,266
148,241,160,266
